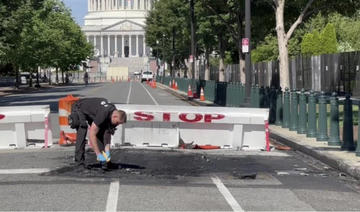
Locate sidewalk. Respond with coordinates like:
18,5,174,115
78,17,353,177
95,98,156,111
157,82,360,180
0,83,54,97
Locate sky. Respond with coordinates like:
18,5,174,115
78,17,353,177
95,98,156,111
62,0,87,26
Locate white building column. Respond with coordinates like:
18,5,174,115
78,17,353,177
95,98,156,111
115,0,118,10
122,35,125,57
129,35,132,57
143,37,146,57
102,0,105,10
136,35,139,56
101,35,104,56
114,35,118,57
88,0,90,11
134,0,138,10
107,35,110,56
94,35,97,50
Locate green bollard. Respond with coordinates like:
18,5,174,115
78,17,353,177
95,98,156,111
356,103,360,156
275,88,283,126
282,88,290,128
269,87,276,124
307,90,317,138
317,91,329,141
255,84,260,108
342,94,355,151
328,92,341,146
250,85,255,107
290,89,298,131
297,89,307,134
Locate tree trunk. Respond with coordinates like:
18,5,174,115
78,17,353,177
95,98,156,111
275,0,290,90
35,66,40,88
205,50,210,80
15,65,19,89
29,70,33,88
238,42,246,84
61,70,64,84
219,35,225,82
56,67,59,84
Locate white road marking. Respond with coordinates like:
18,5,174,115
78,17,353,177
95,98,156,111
0,168,50,174
212,176,244,212
106,181,120,212
126,81,132,104
139,82,159,105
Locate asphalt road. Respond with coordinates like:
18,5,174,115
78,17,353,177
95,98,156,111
1,81,360,211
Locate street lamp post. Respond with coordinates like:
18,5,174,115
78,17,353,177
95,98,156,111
245,0,252,98
189,0,196,79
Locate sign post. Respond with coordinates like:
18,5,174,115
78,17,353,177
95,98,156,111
242,38,249,53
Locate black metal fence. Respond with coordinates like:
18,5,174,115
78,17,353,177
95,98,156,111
252,51,360,96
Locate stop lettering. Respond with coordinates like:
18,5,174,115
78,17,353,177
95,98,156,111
133,111,225,123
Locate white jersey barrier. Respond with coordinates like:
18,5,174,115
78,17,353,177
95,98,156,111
0,105,52,149
113,104,269,150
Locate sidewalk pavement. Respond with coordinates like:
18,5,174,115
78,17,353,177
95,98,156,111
0,83,55,97
157,82,360,180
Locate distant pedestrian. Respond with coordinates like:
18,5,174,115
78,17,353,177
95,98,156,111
84,72,89,86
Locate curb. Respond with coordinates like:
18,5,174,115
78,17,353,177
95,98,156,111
269,125,360,180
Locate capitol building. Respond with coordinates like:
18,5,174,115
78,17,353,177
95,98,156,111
82,0,155,79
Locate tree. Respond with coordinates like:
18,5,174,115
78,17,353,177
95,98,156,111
267,0,360,89
301,23,338,55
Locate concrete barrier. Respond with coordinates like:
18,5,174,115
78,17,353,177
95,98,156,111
0,105,52,148
113,104,269,150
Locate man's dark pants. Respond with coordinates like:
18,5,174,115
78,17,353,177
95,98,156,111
74,120,111,164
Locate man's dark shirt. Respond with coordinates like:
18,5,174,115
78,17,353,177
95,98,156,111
76,98,116,130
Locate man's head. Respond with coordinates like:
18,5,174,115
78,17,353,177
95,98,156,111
111,110,127,126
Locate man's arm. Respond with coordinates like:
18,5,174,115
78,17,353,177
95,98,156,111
89,122,101,156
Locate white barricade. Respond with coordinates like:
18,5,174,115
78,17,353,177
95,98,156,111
113,104,269,150
0,105,52,149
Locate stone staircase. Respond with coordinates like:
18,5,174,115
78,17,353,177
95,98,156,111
110,57,149,74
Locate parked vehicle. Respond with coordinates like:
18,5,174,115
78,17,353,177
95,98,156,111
141,71,153,82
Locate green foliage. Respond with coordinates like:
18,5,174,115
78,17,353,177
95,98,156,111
251,35,278,62
301,24,338,55
0,0,92,77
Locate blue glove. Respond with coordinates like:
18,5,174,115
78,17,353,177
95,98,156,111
97,153,106,162
105,151,111,161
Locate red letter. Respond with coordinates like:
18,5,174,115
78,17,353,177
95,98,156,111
179,113,203,123
163,113,171,122
134,112,154,121
204,114,225,123
0,114,4,120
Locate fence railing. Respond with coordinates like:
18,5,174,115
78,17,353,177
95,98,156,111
156,76,360,157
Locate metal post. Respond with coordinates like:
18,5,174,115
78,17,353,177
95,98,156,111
356,103,360,156
290,89,298,131
307,90,317,138
328,92,341,146
342,94,355,151
190,0,196,79
282,88,290,128
297,89,307,134
317,91,329,141
275,88,283,126
245,0,251,98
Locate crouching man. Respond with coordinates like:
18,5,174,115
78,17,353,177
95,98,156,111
69,98,126,167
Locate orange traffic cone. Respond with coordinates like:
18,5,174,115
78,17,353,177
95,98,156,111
172,79,175,89
187,84,193,98
200,87,205,101
153,81,157,88
175,81,178,90
169,81,172,88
